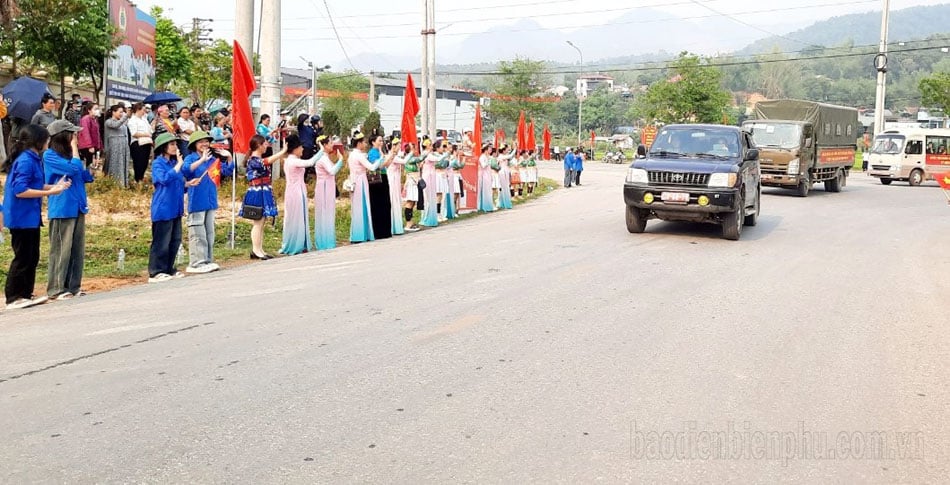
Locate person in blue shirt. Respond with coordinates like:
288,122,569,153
563,147,576,188
43,120,95,301
297,113,317,159
182,130,221,275
148,132,199,283
256,114,277,158
573,148,585,186
2,124,70,309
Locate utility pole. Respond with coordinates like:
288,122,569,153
369,71,376,113
190,17,214,46
567,41,583,147
420,1,430,139
426,0,436,140
260,0,281,178
873,0,890,136
234,0,255,65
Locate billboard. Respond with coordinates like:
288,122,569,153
106,0,156,101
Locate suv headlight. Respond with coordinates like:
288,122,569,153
708,172,737,188
626,168,648,184
787,158,800,175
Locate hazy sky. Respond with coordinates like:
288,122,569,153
137,0,947,72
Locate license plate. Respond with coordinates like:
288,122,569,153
661,192,690,204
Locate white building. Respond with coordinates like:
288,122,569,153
576,74,614,97
372,76,481,136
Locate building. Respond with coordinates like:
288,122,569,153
371,75,480,136
575,74,614,97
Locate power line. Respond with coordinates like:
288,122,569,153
687,0,815,48
317,0,358,72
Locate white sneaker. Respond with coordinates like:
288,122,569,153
206,263,220,272
5,298,33,310
30,295,49,306
173,271,185,279
148,273,172,283
56,292,74,301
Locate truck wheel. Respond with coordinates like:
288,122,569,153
796,173,810,197
825,169,844,193
908,169,923,187
625,206,647,234
722,194,743,241
743,187,760,227
880,178,892,185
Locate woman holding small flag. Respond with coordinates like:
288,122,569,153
314,135,345,250
279,134,320,255
182,131,222,274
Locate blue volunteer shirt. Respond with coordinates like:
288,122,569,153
563,152,575,171
150,155,186,222
43,149,94,219
182,152,220,213
574,153,584,171
2,150,45,229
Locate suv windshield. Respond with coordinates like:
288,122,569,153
649,127,740,160
743,122,801,149
871,135,905,154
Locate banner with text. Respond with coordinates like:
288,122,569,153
106,0,156,102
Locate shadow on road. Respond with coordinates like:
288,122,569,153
644,215,782,241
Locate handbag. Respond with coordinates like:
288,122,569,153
242,204,264,220
342,178,356,193
367,171,383,184
417,178,427,190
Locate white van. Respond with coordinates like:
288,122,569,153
867,128,950,185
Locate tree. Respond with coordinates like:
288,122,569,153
151,6,192,90
363,111,383,138
0,0,18,26
172,39,232,107
919,71,950,113
634,52,732,124
485,57,555,126
581,87,628,134
319,71,369,139
12,0,118,109
321,109,343,140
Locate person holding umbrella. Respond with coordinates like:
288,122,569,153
2,124,71,309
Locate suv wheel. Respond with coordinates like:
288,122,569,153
722,193,744,241
625,205,647,233
743,187,760,227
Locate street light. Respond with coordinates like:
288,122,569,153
300,56,330,114
567,40,583,146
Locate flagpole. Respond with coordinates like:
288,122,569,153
231,164,236,249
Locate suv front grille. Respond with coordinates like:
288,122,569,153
648,171,710,187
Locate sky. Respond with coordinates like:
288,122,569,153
137,0,949,73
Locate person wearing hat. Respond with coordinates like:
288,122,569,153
148,132,199,283
181,130,223,274
313,135,345,250
297,113,317,160
43,119,97,300
278,133,320,255
476,143,495,213
3,124,71,309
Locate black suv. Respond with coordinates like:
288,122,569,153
622,124,761,240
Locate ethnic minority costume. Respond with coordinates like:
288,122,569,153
279,153,318,255
477,154,495,213
403,155,423,204
525,156,539,184
436,154,454,220
241,156,278,219
314,151,344,250
348,149,383,242
445,156,464,219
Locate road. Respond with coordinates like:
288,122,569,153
1,162,948,482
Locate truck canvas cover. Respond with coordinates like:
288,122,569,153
753,99,858,148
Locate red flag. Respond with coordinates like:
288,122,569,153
936,171,950,189
473,104,483,157
590,130,596,148
527,119,536,151
231,41,257,156
207,159,222,187
517,111,527,151
542,124,551,160
401,74,420,144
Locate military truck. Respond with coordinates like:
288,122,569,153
742,99,858,197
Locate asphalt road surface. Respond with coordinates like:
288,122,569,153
1,163,948,483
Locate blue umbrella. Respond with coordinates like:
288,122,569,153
1,77,52,121
143,91,182,105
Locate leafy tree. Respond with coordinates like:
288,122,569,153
919,71,950,113
321,109,342,140
0,0,18,26
634,52,732,124
319,71,369,140
171,39,231,106
486,57,554,125
12,0,118,109
581,87,628,134
363,111,383,138
151,6,192,90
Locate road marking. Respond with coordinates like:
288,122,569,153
86,320,194,336
275,259,371,273
413,314,485,343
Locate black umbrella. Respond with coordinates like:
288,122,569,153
1,77,52,120
143,91,182,105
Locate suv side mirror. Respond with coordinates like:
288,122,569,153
744,148,759,161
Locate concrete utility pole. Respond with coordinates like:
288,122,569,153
234,0,255,64
420,1,430,138
260,0,281,177
426,0,436,140
369,71,376,113
873,0,890,136
567,41,583,147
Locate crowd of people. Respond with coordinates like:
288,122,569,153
0,96,548,311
